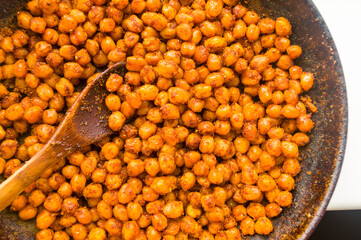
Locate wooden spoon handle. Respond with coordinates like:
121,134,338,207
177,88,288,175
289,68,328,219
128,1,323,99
0,62,125,212
0,143,60,211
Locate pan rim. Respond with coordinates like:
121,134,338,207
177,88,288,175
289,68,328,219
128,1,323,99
297,0,348,239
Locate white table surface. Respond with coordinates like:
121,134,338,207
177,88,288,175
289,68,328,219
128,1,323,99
311,0,361,210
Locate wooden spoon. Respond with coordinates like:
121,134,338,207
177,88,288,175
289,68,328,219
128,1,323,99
0,62,126,212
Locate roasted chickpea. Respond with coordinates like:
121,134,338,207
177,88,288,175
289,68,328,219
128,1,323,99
275,191,293,207
36,209,56,230
275,17,292,36
240,216,255,236
255,217,273,235
71,223,88,240
30,17,47,34
10,194,28,212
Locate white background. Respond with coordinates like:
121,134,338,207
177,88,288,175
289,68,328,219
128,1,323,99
311,0,361,210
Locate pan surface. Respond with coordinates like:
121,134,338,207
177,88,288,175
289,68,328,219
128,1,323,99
0,0,347,239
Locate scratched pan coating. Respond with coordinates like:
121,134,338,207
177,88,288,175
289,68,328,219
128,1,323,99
0,0,347,239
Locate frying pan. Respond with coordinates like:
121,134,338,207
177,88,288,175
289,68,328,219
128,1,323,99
0,0,348,239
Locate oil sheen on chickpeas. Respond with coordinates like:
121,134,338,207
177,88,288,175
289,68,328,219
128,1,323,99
1,0,316,239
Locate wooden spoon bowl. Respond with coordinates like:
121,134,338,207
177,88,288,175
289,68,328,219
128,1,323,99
0,62,126,212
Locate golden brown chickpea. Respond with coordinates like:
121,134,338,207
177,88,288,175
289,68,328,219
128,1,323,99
292,132,309,146
192,45,209,65
2,64,14,79
241,184,262,201
262,48,280,65
275,17,292,36
257,171,276,191
277,173,295,191
199,20,217,37
265,203,282,219
280,141,298,158
17,11,32,29
122,221,140,240
295,113,314,132
222,48,240,69
137,213,152,228
288,66,303,80
57,182,72,198
300,72,314,92
238,216,254,236
53,231,70,240
186,98,203,113
241,69,261,86
35,124,55,143
63,62,84,79
274,37,290,53
97,200,113,220
204,37,226,55
265,105,281,119
282,104,300,119
55,34,69,47
42,14,59,29
74,207,92,225
34,41,52,58
198,134,215,154
179,171,196,191
58,14,78,33
265,138,282,157
126,202,142,221
4,103,24,121
74,49,91,66
32,62,53,79
118,183,139,205
18,204,38,220
10,194,28,212
58,215,76,228
13,60,28,78
232,19,248,39
246,203,265,221
105,218,122,236
145,199,164,215
45,52,63,68
275,191,292,207
61,196,79,215
108,111,127,131
0,139,18,160
37,0,58,14
157,152,176,173
254,217,273,235
36,209,56,230
28,189,46,208
68,173,86,194
245,24,260,42
277,55,294,70
87,227,106,240
36,229,54,240
103,190,120,206
260,34,277,50
180,216,200,235
71,223,88,240
256,17,275,34
53,78,74,97
29,17,47,34
286,45,302,59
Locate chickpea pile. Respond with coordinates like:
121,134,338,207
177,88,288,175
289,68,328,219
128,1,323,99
0,0,317,239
